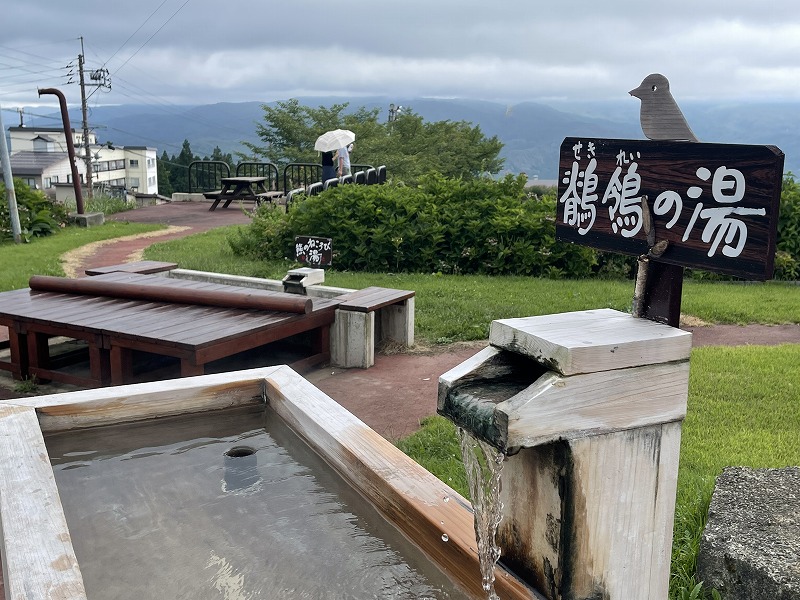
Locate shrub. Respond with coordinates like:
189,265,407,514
231,174,599,277
777,172,800,278
0,179,68,242
65,193,135,216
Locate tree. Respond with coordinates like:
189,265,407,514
245,100,504,184
242,99,354,165
207,146,234,168
169,139,196,193
157,151,174,197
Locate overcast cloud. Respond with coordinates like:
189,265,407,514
2,0,800,117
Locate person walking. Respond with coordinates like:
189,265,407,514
321,150,336,182
337,143,353,177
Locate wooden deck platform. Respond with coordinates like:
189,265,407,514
0,273,340,387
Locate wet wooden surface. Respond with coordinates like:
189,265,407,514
0,273,339,387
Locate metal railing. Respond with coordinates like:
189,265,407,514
235,162,280,191
187,161,230,193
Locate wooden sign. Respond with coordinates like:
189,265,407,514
295,236,332,267
556,138,784,280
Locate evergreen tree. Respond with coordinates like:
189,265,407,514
157,150,174,197
169,139,196,193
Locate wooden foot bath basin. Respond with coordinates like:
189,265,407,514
0,367,537,599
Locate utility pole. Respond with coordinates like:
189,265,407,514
0,103,23,243
76,36,110,200
78,37,93,199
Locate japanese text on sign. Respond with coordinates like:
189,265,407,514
295,236,332,267
555,138,783,280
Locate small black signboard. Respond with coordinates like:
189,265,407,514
295,236,332,267
556,138,784,280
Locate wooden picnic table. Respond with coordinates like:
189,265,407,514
0,272,340,387
203,176,282,211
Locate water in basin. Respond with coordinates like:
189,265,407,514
46,405,468,599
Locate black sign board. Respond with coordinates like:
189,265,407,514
295,236,332,267
556,138,784,280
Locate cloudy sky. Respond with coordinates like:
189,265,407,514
2,0,800,120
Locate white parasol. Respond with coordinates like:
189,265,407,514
314,129,355,152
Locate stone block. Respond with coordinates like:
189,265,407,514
69,211,105,227
698,466,800,599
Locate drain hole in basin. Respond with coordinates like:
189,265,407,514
225,446,256,458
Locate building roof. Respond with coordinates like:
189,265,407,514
0,151,72,176
9,126,75,133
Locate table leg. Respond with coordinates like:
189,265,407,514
5,327,28,380
222,184,247,209
27,331,51,382
89,343,112,386
110,346,134,385
180,358,205,378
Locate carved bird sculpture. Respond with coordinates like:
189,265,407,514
629,73,698,142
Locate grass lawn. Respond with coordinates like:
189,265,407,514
0,221,164,292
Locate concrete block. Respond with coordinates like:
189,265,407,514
331,309,374,369
378,296,415,346
69,211,105,227
698,466,800,599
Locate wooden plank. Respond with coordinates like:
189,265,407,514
192,308,336,364
500,362,689,449
489,308,691,376
0,404,88,599
85,260,178,276
338,286,415,312
8,367,279,431
262,367,538,600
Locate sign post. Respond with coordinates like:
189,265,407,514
556,137,784,326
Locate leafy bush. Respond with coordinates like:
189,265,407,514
0,179,68,242
230,175,598,278
777,172,800,275
65,193,135,216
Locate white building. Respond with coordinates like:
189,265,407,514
0,151,86,193
90,144,159,195
6,126,158,196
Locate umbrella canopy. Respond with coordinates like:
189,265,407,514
314,129,355,152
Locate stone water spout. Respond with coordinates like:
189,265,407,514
438,309,692,599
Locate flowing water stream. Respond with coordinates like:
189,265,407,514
457,428,505,600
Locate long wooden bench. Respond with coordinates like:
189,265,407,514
331,286,415,368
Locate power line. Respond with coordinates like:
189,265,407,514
102,0,172,69
111,0,193,76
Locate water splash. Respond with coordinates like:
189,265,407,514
457,428,504,600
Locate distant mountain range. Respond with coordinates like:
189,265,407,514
21,96,800,180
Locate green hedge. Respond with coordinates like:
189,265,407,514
230,174,599,278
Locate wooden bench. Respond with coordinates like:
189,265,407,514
331,286,415,368
85,260,178,277
256,191,284,201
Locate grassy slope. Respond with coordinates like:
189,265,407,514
0,222,164,292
